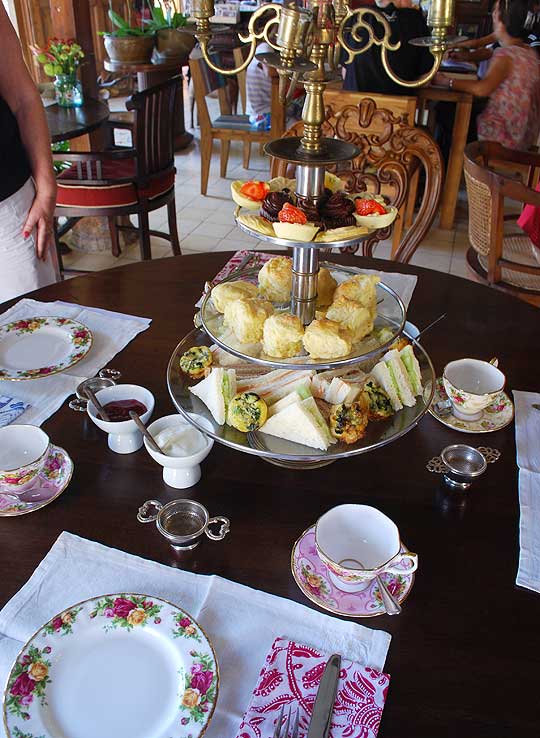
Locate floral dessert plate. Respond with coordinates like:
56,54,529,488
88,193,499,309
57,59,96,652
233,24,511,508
291,525,415,618
429,377,514,434
0,445,73,517
0,317,93,380
3,593,218,738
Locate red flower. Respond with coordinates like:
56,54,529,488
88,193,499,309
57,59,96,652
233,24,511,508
10,672,35,697
179,617,191,628
52,616,63,631
112,597,136,618
191,669,213,695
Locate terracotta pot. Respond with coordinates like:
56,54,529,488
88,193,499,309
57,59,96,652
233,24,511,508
104,35,155,64
155,28,196,60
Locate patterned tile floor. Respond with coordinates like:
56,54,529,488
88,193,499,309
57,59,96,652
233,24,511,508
62,81,472,281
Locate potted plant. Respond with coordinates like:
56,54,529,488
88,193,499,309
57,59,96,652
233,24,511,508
146,1,196,60
100,3,156,64
31,39,85,108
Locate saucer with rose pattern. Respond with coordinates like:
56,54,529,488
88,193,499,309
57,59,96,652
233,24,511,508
429,377,514,433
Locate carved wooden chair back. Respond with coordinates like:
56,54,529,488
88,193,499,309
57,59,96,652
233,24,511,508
271,93,443,263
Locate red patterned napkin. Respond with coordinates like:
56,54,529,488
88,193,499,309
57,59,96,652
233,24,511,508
236,637,390,738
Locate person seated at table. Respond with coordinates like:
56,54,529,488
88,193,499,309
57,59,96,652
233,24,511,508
0,4,57,304
434,0,540,152
341,0,434,95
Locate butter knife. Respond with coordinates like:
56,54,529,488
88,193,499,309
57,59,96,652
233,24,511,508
306,654,341,738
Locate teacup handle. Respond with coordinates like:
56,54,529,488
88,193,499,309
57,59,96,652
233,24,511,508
137,499,163,523
205,516,230,541
385,550,418,575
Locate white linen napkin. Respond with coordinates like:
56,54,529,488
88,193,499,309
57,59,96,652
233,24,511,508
513,390,540,593
0,299,151,426
0,532,391,738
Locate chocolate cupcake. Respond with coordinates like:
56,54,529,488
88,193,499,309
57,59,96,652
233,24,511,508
295,195,324,227
320,192,356,229
261,190,292,222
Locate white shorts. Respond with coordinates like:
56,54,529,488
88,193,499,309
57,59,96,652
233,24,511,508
0,178,57,305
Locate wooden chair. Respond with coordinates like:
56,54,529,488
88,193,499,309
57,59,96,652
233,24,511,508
189,48,285,195
53,76,181,263
271,93,443,263
463,141,540,307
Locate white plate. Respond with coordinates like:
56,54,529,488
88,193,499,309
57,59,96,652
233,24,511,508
3,594,218,738
0,317,93,380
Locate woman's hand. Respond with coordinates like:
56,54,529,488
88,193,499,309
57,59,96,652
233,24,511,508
433,72,450,88
22,181,57,261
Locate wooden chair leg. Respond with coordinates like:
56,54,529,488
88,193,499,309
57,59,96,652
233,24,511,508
108,216,121,257
201,136,212,195
243,140,251,170
167,199,181,256
137,206,152,260
404,169,420,229
220,139,231,178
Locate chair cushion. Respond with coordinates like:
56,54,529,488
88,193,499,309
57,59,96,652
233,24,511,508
57,159,174,209
212,114,256,131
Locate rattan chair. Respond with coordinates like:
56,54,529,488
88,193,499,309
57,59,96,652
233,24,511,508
270,93,443,263
464,141,540,306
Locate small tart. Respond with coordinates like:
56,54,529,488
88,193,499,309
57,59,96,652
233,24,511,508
268,176,296,192
231,180,268,210
353,206,398,229
273,221,320,242
237,214,275,237
315,225,369,242
324,172,346,193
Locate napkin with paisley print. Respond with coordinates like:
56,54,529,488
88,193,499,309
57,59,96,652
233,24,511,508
237,637,390,738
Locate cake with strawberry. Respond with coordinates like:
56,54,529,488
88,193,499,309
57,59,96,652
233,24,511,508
353,194,398,228
231,180,270,210
273,203,320,242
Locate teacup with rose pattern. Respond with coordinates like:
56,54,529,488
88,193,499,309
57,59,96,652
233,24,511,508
443,358,505,421
0,424,50,493
315,504,418,593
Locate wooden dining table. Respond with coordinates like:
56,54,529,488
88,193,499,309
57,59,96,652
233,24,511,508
0,252,539,737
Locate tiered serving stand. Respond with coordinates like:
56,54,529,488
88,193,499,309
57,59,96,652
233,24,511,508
166,0,448,467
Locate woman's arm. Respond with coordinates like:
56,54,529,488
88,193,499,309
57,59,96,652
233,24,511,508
434,52,512,97
0,5,56,260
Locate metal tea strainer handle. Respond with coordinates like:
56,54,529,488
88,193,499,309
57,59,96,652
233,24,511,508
205,516,230,541
137,499,162,523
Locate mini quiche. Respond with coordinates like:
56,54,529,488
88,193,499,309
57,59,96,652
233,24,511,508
227,392,268,432
179,345,213,379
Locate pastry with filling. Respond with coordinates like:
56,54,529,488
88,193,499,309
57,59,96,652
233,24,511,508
320,192,356,229
262,313,304,358
326,297,374,341
333,274,380,317
303,318,353,359
273,203,320,242
316,267,338,307
258,256,292,302
211,280,258,313
223,297,274,343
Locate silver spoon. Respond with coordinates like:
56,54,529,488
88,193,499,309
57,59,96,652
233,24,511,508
85,387,110,422
129,411,164,454
353,557,402,615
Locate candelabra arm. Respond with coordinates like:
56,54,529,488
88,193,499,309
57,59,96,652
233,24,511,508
381,47,444,87
337,8,400,65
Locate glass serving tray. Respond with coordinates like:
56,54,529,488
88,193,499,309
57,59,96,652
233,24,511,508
166,328,435,465
199,266,406,371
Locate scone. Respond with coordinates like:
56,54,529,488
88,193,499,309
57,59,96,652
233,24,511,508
333,274,380,317
303,319,353,359
316,267,338,307
258,256,292,303
262,313,304,358
223,297,274,343
326,297,374,342
211,280,258,313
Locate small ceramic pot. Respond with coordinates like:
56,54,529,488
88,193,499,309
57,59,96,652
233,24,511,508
315,504,418,593
443,358,505,421
0,425,50,493
87,384,154,454
155,28,196,59
143,414,213,489
103,35,155,64
137,499,230,550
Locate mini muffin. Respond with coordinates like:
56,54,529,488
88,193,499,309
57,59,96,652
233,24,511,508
262,313,304,358
316,267,338,307
260,190,293,222
223,297,274,343
211,280,258,313
303,318,353,359
333,274,380,317
258,256,292,303
179,345,212,379
326,297,374,342
320,192,356,229
227,392,268,432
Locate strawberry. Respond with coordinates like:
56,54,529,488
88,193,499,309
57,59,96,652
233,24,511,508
355,198,387,216
239,181,269,202
278,202,308,224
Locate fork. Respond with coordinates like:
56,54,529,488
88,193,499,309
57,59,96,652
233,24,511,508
272,704,299,738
